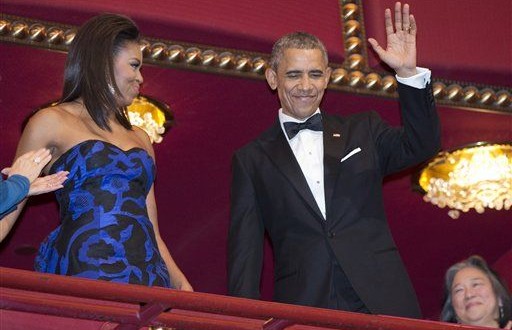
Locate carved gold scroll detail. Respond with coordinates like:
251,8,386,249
1,2,510,114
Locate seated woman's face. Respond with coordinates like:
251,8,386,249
451,266,499,327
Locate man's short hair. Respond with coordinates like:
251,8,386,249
269,32,329,71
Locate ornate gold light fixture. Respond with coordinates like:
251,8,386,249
127,95,173,143
417,142,512,219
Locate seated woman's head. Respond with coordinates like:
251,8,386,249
441,255,511,328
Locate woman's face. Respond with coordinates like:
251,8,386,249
113,41,143,107
451,267,499,327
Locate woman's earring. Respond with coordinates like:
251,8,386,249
108,83,115,94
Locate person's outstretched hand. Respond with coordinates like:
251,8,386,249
28,171,68,196
368,2,417,78
2,148,68,195
2,148,52,183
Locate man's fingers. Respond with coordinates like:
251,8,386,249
409,14,417,35
402,3,410,29
368,38,385,56
394,2,402,31
384,8,394,35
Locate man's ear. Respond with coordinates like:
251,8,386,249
265,68,278,90
324,66,332,86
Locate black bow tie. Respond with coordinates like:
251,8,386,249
283,113,323,139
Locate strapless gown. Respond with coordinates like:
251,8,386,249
35,140,171,287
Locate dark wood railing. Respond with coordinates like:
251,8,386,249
0,267,488,329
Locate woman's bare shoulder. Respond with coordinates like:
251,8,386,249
22,106,63,138
132,126,155,157
21,103,81,150
34,102,81,119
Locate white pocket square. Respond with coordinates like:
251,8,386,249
340,147,361,163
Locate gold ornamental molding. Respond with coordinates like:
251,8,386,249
1,0,510,114
333,0,511,114
0,13,268,80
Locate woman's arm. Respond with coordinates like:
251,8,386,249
134,126,193,291
1,109,60,242
146,185,193,291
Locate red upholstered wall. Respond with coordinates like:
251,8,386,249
364,0,512,87
1,0,511,321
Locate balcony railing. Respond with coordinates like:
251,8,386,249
0,267,489,329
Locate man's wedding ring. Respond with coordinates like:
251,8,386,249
34,157,41,164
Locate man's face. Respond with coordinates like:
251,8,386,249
266,48,331,120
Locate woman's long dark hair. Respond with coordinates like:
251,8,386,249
441,255,511,328
60,13,140,131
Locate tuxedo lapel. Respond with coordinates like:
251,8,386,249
259,121,325,222
323,115,347,221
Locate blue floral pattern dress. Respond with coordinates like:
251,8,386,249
35,140,171,287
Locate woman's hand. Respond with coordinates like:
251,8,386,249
28,171,69,196
2,148,52,182
173,274,194,292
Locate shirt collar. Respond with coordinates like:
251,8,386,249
278,108,321,124
278,108,322,141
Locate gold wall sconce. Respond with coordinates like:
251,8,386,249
127,95,173,144
417,142,512,219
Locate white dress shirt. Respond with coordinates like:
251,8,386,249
278,68,431,220
280,109,326,218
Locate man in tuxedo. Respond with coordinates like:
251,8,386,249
228,2,440,318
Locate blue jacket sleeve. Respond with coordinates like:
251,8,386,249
0,174,30,218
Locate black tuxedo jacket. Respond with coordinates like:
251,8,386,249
228,83,440,318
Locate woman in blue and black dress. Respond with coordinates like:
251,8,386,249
6,13,192,290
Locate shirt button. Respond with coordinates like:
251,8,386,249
328,231,335,238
